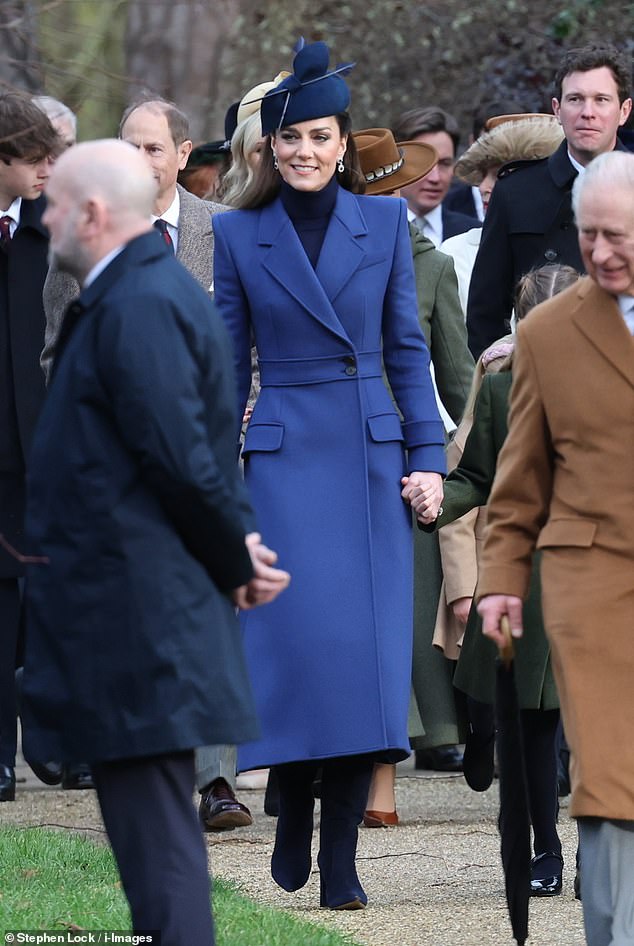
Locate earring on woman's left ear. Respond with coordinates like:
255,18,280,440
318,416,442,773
337,157,344,173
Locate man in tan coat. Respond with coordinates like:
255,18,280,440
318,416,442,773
476,150,634,946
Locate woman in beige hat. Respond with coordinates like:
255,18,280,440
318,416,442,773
219,72,290,208
353,128,474,826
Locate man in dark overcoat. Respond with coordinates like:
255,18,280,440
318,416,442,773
467,42,632,357
0,92,59,802
40,99,250,829
21,139,289,945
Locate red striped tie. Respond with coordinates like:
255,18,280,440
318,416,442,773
0,215,13,252
153,218,174,251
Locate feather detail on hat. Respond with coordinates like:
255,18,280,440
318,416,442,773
455,115,565,185
260,40,355,135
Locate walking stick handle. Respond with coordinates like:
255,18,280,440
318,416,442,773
499,614,514,669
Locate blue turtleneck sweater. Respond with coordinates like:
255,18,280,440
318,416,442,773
279,175,338,269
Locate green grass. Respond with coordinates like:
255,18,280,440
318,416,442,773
0,827,359,945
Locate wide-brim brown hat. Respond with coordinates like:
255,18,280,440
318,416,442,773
352,128,437,195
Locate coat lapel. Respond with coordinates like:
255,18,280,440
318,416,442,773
258,191,368,343
572,278,634,389
175,184,215,290
315,188,367,303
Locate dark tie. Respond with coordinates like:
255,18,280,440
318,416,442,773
0,215,13,252
153,218,174,252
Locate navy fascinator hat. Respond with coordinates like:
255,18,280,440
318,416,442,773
260,39,355,135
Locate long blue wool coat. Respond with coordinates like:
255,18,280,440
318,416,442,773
213,188,446,769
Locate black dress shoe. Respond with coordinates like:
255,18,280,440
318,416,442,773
61,764,94,790
530,851,563,897
26,759,63,786
415,745,464,772
199,778,253,832
0,764,16,802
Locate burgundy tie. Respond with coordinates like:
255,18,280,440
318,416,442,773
0,215,13,252
153,218,174,252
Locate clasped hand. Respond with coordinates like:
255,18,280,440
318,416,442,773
477,594,524,647
232,532,291,610
401,471,444,523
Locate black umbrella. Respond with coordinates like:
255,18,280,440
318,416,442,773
495,615,531,945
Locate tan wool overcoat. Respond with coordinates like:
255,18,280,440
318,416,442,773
477,277,634,820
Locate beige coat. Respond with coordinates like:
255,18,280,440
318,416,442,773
478,277,634,820
433,340,512,658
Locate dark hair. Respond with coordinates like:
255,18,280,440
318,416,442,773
0,91,61,163
119,97,190,147
553,43,632,104
514,264,580,322
392,107,460,154
471,98,526,141
234,112,365,210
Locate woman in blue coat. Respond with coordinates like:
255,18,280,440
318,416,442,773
213,40,445,910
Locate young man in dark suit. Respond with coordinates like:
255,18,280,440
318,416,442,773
467,42,632,358
392,106,479,250
23,139,289,943
0,92,59,802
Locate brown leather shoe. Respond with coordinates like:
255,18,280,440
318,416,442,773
199,778,253,832
363,809,399,827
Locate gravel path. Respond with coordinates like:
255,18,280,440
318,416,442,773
5,755,586,946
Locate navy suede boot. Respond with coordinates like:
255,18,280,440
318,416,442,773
271,761,319,892
318,756,374,909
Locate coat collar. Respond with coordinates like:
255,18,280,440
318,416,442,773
257,186,368,343
16,194,49,239
571,277,634,389
78,231,167,311
547,140,578,189
51,232,167,381
548,137,630,189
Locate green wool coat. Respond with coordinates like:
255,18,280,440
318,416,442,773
436,371,558,710
409,225,474,745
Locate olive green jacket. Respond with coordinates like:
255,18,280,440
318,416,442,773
436,371,557,709
410,224,474,425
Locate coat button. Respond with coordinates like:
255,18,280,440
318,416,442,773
544,249,558,262
345,365,357,376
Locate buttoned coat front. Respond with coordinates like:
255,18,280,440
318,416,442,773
213,188,446,769
478,277,634,820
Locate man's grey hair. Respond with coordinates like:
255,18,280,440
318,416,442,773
572,150,634,219
32,95,77,135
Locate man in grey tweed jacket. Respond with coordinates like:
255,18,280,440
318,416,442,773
41,99,250,834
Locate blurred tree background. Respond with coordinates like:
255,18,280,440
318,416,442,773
0,0,632,146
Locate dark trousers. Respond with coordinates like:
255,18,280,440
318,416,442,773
471,698,561,856
0,578,22,767
521,708,561,856
92,750,214,946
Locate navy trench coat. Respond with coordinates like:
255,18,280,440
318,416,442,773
213,187,446,769
21,234,259,763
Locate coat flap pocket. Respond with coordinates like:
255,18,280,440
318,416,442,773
243,423,284,454
536,517,597,549
367,412,404,443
